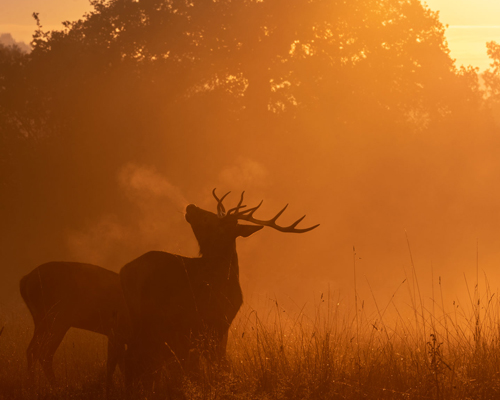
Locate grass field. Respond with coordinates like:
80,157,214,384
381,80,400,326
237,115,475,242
1,274,500,400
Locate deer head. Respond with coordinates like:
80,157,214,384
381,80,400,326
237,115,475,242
185,189,319,257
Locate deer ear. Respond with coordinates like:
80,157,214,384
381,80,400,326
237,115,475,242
236,224,264,237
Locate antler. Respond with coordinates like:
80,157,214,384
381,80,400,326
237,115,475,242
212,188,231,217
226,191,247,215
224,191,319,233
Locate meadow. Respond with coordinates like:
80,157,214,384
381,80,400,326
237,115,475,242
1,268,500,400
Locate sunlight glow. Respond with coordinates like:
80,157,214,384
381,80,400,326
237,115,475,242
446,26,500,70
449,25,500,29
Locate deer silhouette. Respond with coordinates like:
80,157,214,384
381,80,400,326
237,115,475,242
20,262,131,396
119,189,319,392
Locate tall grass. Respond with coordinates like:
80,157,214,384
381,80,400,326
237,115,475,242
2,273,500,399
225,281,500,400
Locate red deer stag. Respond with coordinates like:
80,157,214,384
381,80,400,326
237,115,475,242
20,262,131,395
119,189,319,390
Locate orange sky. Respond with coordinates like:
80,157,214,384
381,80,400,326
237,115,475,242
425,0,500,70
0,0,91,40
1,0,500,70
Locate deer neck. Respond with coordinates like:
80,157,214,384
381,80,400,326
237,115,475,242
200,241,240,281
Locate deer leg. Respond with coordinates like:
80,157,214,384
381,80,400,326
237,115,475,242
122,348,133,400
217,331,228,361
145,340,166,397
39,328,68,387
26,326,43,383
123,337,146,399
106,339,125,398
220,331,230,367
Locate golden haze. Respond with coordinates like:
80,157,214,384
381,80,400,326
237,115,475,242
1,0,500,398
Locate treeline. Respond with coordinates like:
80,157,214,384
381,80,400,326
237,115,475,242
1,0,500,300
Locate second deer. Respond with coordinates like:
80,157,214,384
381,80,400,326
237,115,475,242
20,262,131,396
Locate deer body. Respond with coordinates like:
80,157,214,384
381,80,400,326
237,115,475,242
121,251,243,339
120,251,243,376
20,262,130,394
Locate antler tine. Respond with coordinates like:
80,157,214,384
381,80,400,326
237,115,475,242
227,191,247,215
270,204,288,221
212,188,222,208
236,203,320,233
213,188,231,217
290,222,321,233
235,200,263,217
